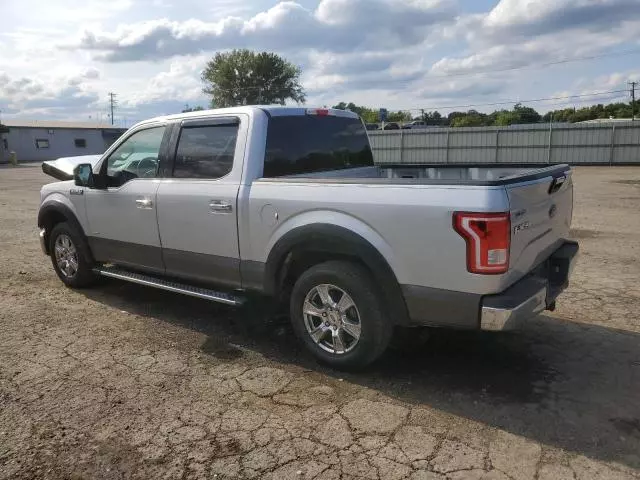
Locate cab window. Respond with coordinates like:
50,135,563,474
105,126,166,183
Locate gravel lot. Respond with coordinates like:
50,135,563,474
1,164,639,480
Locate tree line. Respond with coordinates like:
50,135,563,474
185,49,638,127
332,101,638,127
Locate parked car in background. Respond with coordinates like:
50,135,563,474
382,122,400,130
38,106,578,369
402,120,428,129
365,123,379,131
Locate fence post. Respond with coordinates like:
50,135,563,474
609,124,616,166
547,121,553,164
445,129,450,164
494,129,500,163
399,128,404,163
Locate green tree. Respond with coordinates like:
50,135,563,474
513,103,541,123
202,49,306,108
450,110,489,127
387,110,412,123
332,102,409,123
494,110,521,126
181,104,205,113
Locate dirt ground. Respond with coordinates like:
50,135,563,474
0,164,639,480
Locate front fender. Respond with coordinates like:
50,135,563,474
38,192,88,255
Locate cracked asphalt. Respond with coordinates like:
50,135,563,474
1,164,639,480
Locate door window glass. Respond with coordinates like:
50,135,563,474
173,124,238,179
106,126,165,180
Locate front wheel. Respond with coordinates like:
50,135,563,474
290,261,392,369
49,222,98,288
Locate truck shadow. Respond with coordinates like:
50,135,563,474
82,280,640,470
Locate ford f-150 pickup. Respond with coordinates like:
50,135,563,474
38,106,578,368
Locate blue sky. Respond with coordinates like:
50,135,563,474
1,0,639,125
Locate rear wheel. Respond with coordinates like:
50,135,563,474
290,261,392,369
49,222,98,288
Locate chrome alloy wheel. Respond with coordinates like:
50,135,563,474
302,284,362,354
54,234,79,278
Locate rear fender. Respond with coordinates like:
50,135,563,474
263,212,409,324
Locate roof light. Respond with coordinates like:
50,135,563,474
306,108,330,116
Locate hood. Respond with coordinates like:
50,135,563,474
41,154,102,181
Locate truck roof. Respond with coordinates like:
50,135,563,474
136,106,360,128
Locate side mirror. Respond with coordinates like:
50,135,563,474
73,163,94,187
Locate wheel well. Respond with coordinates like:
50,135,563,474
39,210,69,255
279,249,369,298
274,247,410,326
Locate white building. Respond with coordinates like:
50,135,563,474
0,120,126,163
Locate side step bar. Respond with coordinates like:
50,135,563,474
93,266,245,306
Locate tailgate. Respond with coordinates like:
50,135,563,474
506,167,573,285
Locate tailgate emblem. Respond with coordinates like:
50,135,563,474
549,204,557,219
513,221,530,235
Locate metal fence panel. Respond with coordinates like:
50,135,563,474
369,122,640,165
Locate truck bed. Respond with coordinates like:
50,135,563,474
272,164,570,186
251,162,573,297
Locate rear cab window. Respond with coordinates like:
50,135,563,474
263,115,373,178
173,121,239,179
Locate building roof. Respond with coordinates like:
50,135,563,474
0,119,123,130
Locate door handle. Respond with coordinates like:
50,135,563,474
209,200,233,213
135,197,153,209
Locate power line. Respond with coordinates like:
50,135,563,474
411,89,630,112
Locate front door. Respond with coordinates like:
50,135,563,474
156,117,244,288
84,125,168,274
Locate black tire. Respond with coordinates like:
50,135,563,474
290,261,392,369
49,222,98,288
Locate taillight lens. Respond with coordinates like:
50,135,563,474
453,212,511,274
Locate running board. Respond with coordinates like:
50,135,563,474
93,266,245,306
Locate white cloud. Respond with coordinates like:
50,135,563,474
2,0,640,120
429,0,640,78
67,0,456,62
0,70,101,117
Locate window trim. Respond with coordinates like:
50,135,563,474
35,138,50,149
168,117,240,181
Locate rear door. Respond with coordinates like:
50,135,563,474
156,116,247,288
506,168,573,283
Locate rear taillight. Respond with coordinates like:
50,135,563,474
453,212,511,274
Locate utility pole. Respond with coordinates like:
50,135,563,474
108,92,118,125
630,81,637,121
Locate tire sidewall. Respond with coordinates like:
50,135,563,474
290,262,390,369
49,222,96,288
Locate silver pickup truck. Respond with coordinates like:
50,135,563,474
38,106,578,368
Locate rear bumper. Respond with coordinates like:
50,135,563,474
481,240,579,330
480,278,548,330
401,240,579,330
